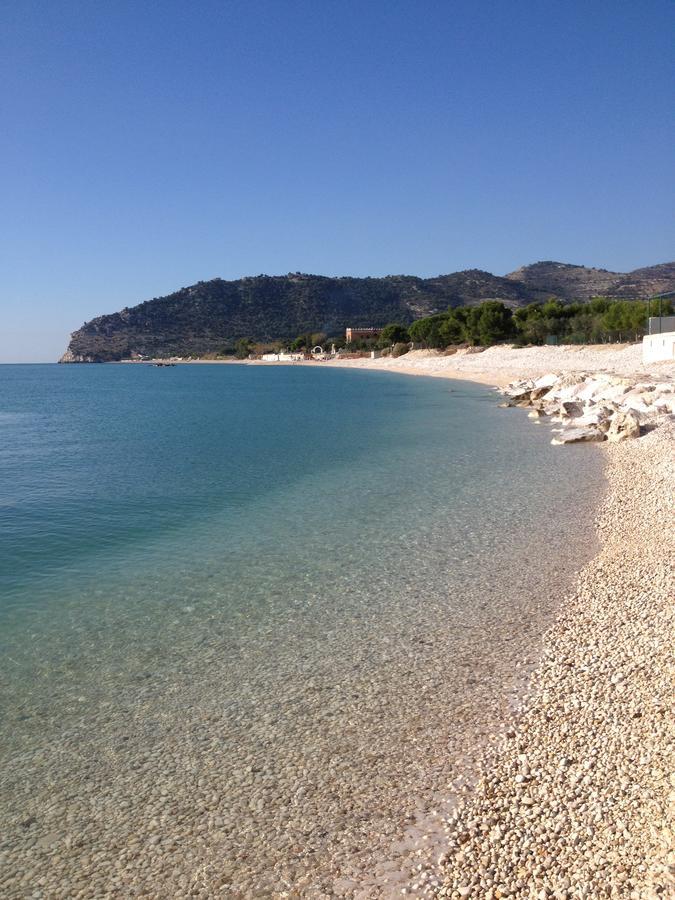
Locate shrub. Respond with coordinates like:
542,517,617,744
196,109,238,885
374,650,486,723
392,342,410,357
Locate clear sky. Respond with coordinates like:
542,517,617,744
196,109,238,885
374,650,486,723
1,0,674,362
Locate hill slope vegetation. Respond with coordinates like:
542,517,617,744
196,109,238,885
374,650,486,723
61,262,675,361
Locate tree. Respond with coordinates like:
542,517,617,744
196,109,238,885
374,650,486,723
438,314,464,344
476,301,515,345
235,338,252,359
378,323,410,347
587,296,612,315
409,313,455,348
602,300,649,341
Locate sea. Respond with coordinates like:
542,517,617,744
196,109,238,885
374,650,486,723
0,363,604,897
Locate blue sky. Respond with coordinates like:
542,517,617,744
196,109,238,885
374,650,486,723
1,0,674,362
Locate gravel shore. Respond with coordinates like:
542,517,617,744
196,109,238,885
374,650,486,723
328,347,673,897
414,421,674,899
326,343,675,388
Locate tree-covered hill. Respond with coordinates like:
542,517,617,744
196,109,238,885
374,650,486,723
60,262,675,361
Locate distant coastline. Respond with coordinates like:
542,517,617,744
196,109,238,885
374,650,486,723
102,339,675,388
58,260,675,364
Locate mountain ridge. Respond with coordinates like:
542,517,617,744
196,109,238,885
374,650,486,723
61,261,675,361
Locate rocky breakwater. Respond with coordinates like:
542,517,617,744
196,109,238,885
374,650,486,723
499,372,675,444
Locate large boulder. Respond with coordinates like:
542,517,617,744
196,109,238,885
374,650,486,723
594,383,631,404
572,407,614,432
574,379,609,402
532,372,560,390
551,425,605,445
501,380,534,406
550,381,590,403
606,411,641,442
561,400,585,418
621,391,655,414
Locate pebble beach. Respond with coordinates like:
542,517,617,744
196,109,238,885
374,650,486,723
326,342,675,387
331,345,674,897
427,422,674,898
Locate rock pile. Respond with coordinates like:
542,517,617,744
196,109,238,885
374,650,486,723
499,372,675,444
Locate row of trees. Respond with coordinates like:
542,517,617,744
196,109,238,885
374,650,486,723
392,297,673,349
230,297,671,357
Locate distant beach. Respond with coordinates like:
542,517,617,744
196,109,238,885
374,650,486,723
128,340,675,386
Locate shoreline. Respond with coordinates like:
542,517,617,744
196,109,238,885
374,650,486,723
428,421,674,897
326,352,673,896
322,343,675,388
115,341,675,390
1,364,605,899
290,351,673,895
227,348,673,894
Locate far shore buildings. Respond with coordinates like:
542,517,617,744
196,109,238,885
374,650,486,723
345,327,382,343
260,351,305,362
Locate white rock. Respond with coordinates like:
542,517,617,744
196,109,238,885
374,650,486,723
606,411,641,442
551,425,605,444
533,373,560,390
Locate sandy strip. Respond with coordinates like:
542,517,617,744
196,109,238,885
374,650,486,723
136,342,675,388
135,341,674,385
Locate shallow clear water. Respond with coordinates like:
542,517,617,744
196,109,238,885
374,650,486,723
0,363,603,897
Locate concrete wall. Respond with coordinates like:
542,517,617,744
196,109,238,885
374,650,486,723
642,331,675,363
648,316,675,335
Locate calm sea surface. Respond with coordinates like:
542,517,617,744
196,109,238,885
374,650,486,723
0,363,604,897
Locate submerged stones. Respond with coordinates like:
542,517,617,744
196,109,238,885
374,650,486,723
499,371,675,445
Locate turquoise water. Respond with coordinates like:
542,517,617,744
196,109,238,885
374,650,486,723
0,364,603,897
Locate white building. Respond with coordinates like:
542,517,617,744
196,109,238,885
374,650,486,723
260,352,305,362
